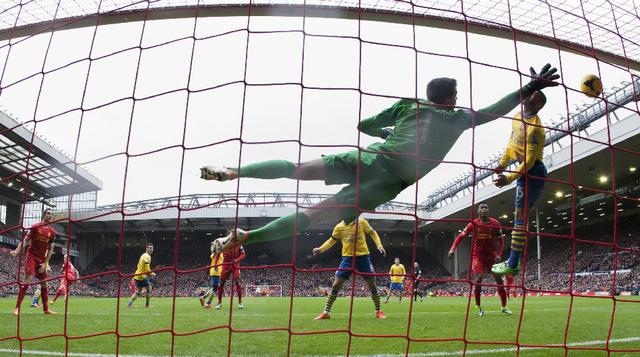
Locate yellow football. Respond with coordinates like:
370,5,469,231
580,74,603,97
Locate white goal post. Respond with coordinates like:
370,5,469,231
246,285,283,297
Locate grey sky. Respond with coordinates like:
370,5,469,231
0,15,636,206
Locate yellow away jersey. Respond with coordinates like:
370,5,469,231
499,112,546,184
389,264,406,283
134,253,151,281
317,218,383,257
209,253,224,276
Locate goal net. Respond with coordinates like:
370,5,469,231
0,0,638,356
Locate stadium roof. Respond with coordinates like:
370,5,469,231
59,192,417,233
0,1,639,70
0,111,103,205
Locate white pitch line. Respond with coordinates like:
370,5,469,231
345,336,640,357
1,337,639,357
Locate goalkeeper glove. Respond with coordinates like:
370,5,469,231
527,63,560,91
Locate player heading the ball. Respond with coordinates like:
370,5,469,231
492,89,549,276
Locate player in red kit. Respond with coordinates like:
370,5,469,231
51,255,79,305
10,208,57,315
504,274,517,299
448,203,511,317
216,243,246,310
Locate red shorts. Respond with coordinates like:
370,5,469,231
504,274,515,285
471,257,494,276
221,268,240,280
59,277,75,291
24,254,47,280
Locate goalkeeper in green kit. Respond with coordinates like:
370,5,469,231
202,64,559,254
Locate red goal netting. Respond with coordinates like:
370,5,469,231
0,0,639,356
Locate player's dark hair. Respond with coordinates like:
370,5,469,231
427,78,457,104
478,202,488,208
146,242,153,248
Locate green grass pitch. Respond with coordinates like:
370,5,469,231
0,295,638,356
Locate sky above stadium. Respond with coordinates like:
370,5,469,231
0,15,637,207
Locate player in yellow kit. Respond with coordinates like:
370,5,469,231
128,243,155,308
313,218,387,320
492,91,548,276
385,258,406,303
199,245,224,309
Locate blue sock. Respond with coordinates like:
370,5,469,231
31,296,38,305
507,250,520,269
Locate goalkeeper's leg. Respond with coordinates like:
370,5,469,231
213,196,347,254
200,159,327,181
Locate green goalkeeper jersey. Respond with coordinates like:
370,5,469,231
357,87,531,184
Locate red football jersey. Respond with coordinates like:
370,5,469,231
27,223,56,261
63,259,78,280
450,218,503,259
222,246,246,268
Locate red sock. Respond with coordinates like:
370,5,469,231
235,282,243,304
498,287,507,306
474,285,481,306
53,288,63,302
41,287,49,311
15,285,29,308
217,280,226,304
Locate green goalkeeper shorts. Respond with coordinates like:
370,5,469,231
322,149,409,222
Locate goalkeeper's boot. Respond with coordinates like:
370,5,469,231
314,312,330,320
205,303,212,309
501,307,513,316
491,261,520,276
238,303,244,309
215,303,222,310
475,305,484,317
30,303,39,308
200,166,236,181
211,228,248,255
375,311,386,320
198,296,205,307
43,309,57,315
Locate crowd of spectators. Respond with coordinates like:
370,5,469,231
1,214,638,298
